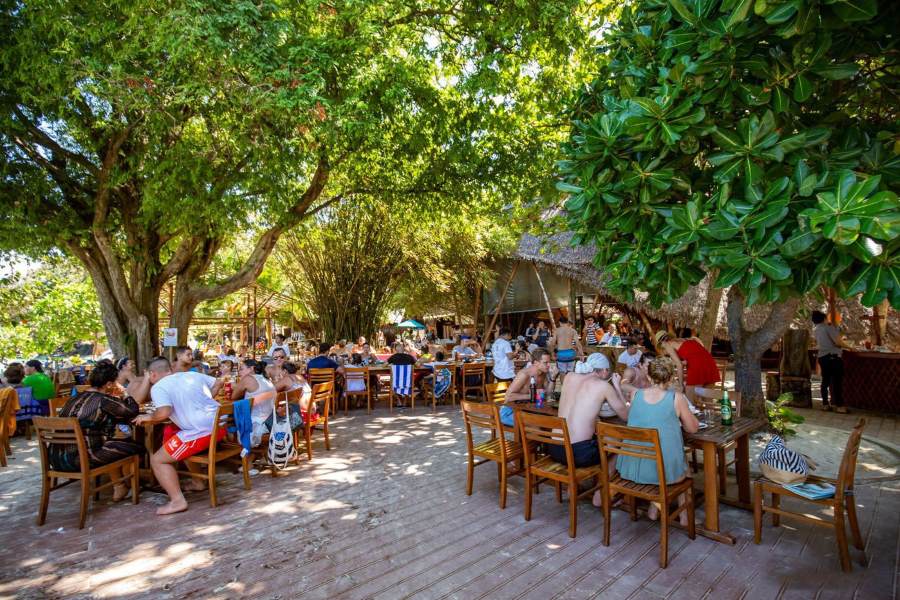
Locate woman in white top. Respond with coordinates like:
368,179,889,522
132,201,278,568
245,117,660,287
230,359,276,446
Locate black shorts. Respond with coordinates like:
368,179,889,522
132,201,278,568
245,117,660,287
548,436,600,468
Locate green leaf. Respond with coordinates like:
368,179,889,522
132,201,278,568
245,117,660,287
812,63,860,80
754,253,792,280
726,0,756,29
830,0,877,21
716,265,746,287
670,0,700,25
772,86,789,113
764,0,799,23
782,229,819,256
793,75,813,102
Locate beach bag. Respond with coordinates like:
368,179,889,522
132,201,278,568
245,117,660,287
267,414,296,470
433,367,452,398
757,435,816,485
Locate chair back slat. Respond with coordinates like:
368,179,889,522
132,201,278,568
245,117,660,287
484,382,509,403
461,401,496,432
308,368,335,385
49,396,68,416
311,381,334,417
518,411,569,448
33,416,91,475
461,363,485,377
692,388,742,416
837,418,866,494
597,422,666,492
344,366,368,387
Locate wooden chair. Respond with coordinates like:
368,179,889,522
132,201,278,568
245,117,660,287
49,396,69,416
0,390,13,467
32,416,140,529
179,403,252,508
517,410,603,537
308,368,337,417
689,388,742,491
389,365,422,412
423,365,456,412
596,422,696,568
343,366,370,414
297,381,333,461
754,418,867,572
460,362,486,402
461,401,523,509
484,381,515,438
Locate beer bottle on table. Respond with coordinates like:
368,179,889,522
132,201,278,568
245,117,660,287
720,391,733,426
529,376,537,403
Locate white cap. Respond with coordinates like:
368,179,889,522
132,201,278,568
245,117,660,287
583,352,610,372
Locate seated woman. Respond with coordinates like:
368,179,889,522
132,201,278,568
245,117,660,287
52,361,143,501
265,362,305,431
616,356,698,524
230,359,276,447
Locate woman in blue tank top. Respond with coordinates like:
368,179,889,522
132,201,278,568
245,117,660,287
617,356,699,523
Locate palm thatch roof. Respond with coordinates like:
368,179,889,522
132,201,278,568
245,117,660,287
513,233,898,347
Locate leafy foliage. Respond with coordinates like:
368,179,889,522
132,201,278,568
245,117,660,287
558,0,900,309
766,393,805,437
0,258,104,358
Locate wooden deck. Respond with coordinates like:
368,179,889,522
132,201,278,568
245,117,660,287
0,408,897,599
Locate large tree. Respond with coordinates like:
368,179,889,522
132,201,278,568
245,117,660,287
558,0,899,415
0,0,602,368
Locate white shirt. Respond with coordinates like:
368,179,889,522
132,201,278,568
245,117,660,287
268,342,291,357
453,345,476,356
151,372,220,442
491,338,515,380
617,349,642,368
246,374,276,424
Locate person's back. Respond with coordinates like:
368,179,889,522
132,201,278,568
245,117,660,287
554,322,577,351
618,387,687,485
151,371,219,441
22,370,54,400
557,373,608,443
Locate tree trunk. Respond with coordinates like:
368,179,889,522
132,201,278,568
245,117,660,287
726,289,800,419
698,274,723,350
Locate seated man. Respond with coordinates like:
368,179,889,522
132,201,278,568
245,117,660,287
267,334,291,358
499,348,557,427
617,340,642,369
555,353,628,506
134,357,224,515
452,338,480,360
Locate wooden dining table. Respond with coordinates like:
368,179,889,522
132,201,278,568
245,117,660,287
504,400,765,545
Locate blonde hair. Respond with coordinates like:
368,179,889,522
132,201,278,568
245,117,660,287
648,356,676,385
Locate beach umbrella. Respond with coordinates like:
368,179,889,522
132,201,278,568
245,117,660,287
397,319,425,329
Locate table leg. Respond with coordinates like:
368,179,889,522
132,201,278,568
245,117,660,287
736,433,751,504
702,441,719,532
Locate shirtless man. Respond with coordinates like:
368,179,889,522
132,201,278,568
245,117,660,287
172,345,193,373
499,349,557,427
549,316,583,381
554,352,628,506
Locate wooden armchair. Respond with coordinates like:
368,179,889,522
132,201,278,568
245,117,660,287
689,388,742,492
49,396,69,416
460,362,486,402
297,381,333,461
179,403,252,508
0,389,14,467
343,367,370,414
754,418,867,572
461,401,523,509
597,422,696,568
33,416,140,529
518,410,603,538
422,365,455,412
308,368,337,417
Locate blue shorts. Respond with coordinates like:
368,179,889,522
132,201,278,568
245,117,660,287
557,348,577,373
499,405,515,427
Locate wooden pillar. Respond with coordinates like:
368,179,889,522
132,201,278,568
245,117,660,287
826,286,838,324
485,262,519,344
578,295,585,329
567,278,576,325
532,262,557,333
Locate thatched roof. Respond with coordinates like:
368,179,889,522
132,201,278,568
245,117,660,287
512,232,898,347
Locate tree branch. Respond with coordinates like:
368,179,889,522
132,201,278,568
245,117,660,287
12,106,99,175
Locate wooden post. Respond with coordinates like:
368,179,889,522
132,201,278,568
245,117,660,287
532,262,557,333
485,262,520,344
826,286,838,324
567,278,576,325
578,295,585,329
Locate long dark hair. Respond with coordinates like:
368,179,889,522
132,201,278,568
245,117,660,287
241,359,266,376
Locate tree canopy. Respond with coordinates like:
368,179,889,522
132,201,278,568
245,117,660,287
558,0,900,310
1,0,606,366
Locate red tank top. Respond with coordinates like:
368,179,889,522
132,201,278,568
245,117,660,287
676,339,720,386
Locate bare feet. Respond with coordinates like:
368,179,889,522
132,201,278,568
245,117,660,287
112,484,130,502
647,502,660,521
592,490,602,508
183,479,207,492
157,497,188,515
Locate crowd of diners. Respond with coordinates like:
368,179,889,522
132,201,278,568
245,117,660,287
1,312,726,517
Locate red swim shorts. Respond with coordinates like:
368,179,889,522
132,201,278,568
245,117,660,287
163,424,226,460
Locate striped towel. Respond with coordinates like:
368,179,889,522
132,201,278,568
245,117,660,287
391,364,413,396
758,435,809,476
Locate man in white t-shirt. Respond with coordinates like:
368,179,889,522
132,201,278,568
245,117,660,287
491,327,516,382
133,357,223,515
267,334,291,357
617,341,642,369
